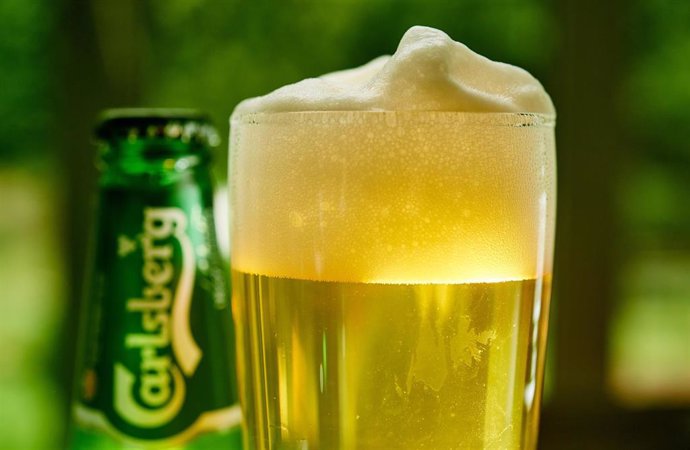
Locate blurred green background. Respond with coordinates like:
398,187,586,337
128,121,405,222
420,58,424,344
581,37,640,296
0,0,688,448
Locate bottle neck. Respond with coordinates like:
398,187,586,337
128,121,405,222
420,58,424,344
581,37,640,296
98,138,211,184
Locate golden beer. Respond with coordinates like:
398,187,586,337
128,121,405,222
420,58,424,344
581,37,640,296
230,112,555,449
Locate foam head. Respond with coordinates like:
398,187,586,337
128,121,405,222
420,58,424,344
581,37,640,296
232,26,555,117
230,26,556,283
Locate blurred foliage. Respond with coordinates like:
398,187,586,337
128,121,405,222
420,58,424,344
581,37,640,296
624,0,690,160
620,0,690,241
0,0,53,163
0,172,65,449
610,253,690,406
609,0,690,406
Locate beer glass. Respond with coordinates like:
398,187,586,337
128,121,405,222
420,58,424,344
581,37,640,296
229,111,555,450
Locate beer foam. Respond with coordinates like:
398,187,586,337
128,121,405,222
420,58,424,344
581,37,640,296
229,26,557,283
233,26,555,116
230,112,556,283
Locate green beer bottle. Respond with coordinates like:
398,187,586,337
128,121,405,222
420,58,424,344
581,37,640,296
69,109,242,449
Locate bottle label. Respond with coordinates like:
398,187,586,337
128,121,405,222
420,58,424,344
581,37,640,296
75,185,240,447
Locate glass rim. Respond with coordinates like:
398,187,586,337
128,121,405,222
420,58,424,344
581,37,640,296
231,110,556,127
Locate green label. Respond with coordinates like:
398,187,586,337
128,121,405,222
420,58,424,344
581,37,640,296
75,180,239,447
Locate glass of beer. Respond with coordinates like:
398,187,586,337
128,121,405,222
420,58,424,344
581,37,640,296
229,110,555,449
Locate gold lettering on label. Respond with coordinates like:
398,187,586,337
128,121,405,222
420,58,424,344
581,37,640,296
114,207,199,428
